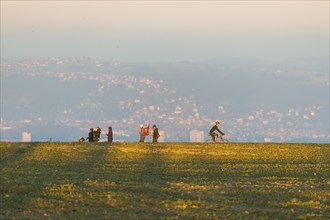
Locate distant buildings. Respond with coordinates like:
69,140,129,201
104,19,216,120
190,130,204,142
158,130,165,142
264,138,273,143
22,132,31,142
1,57,328,143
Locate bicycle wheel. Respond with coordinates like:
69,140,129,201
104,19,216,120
204,139,214,143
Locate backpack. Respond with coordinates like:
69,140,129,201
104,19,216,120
143,125,150,136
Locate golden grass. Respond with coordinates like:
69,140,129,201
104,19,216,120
0,142,329,219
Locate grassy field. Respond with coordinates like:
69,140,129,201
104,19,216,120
0,142,329,219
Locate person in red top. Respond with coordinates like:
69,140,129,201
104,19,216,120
139,124,149,142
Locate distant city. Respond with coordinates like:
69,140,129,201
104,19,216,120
1,57,329,143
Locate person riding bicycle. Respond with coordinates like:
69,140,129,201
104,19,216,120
209,121,225,142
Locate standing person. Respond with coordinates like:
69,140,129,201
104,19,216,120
139,124,146,142
94,127,101,142
139,124,149,142
209,121,225,142
106,126,113,142
151,125,160,143
87,128,94,142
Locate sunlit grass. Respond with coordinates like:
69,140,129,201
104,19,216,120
21,143,91,164
1,142,329,219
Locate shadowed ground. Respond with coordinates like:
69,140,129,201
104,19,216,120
1,142,329,219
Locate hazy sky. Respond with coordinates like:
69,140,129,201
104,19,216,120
1,1,329,62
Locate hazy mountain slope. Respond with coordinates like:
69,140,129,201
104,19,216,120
1,57,329,142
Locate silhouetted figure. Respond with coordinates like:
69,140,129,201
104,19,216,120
209,121,225,142
107,126,113,142
151,125,160,142
87,128,94,142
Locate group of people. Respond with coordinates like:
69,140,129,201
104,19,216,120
79,126,113,142
138,121,224,143
139,124,160,143
78,121,224,143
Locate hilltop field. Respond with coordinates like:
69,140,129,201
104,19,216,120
1,142,329,219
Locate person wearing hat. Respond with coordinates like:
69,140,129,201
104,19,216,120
151,125,160,143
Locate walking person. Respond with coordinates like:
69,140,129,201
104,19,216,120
151,125,160,143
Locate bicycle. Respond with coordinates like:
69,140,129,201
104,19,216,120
205,134,229,143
